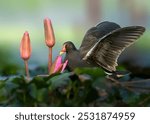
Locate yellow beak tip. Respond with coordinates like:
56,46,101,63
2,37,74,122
59,52,64,55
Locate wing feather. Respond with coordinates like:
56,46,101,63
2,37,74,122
79,21,121,58
83,26,145,72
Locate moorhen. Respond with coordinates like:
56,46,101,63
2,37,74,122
60,21,145,75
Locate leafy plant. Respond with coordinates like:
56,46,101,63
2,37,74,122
0,67,150,107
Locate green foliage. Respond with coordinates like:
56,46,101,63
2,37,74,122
0,67,150,107
0,64,21,76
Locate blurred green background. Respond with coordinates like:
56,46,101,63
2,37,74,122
0,0,150,72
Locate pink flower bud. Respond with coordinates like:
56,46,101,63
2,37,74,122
20,31,32,60
50,56,68,74
61,60,68,73
44,18,55,47
54,56,63,73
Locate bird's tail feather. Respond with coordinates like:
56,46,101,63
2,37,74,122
122,79,150,93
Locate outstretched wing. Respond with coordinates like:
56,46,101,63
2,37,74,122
83,26,145,72
79,21,120,58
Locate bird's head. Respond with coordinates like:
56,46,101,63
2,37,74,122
59,41,77,55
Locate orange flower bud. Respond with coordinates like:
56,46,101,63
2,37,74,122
20,31,32,60
44,18,55,47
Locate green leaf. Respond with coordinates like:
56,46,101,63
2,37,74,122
37,88,48,102
5,81,19,92
74,67,105,79
47,73,71,90
0,88,7,102
28,83,37,99
119,89,140,106
93,78,108,89
0,80,5,89
30,76,47,88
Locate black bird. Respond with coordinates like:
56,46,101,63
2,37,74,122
60,21,145,75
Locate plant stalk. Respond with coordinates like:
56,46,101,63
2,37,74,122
48,47,52,73
24,60,30,80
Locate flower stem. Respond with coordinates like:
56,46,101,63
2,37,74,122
48,47,52,73
24,60,30,80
